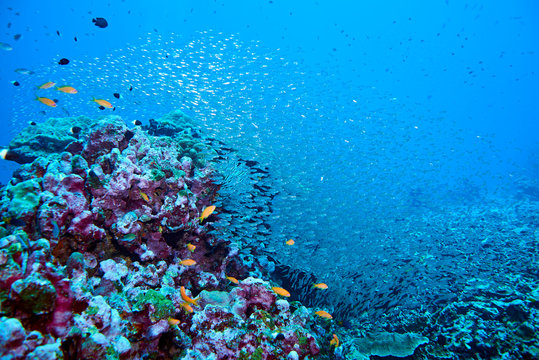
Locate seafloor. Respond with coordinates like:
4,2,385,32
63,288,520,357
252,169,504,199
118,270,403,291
0,110,537,360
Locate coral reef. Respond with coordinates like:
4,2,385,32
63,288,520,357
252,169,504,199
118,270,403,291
345,332,428,359
0,112,325,359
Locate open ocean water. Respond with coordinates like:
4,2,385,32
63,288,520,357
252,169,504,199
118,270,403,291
0,1,538,359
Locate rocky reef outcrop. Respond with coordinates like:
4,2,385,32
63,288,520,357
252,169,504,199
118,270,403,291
0,112,327,359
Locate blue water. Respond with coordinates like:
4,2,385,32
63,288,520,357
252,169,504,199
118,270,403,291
1,1,538,358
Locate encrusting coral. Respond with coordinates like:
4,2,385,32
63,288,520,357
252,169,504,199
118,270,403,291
0,111,330,360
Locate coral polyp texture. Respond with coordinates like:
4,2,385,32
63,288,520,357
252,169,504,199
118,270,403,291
0,112,326,359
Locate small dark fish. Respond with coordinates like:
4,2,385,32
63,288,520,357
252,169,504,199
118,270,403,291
92,17,108,28
74,36,77,42
56,30,60,36
87,169,102,188
58,58,70,65
11,80,20,86
7,22,11,28
132,120,142,126
0,149,18,161
70,126,82,135
28,121,36,126
113,92,120,99
13,34,21,40
53,99,59,103
129,85,133,91
98,106,105,110
39,111,46,115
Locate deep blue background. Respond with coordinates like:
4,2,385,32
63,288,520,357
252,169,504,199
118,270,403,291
1,0,538,183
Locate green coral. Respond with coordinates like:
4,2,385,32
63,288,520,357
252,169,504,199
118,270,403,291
105,344,120,360
71,154,89,173
251,347,264,360
10,273,57,315
0,226,8,238
240,347,264,360
134,289,175,320
7,115,94,163
86,306,99,315
0,289,10,314
348,332,429,359
6,179,41,217
149,168,166,181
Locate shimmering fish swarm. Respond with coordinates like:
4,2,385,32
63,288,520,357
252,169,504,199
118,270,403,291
0,112,325,360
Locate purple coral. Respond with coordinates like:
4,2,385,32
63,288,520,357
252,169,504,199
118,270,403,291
0,113,324,359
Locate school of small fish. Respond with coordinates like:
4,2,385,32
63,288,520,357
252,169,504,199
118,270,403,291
7,30,521,326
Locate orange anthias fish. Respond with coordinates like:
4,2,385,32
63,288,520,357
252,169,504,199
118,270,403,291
226,276,239,284
180,286,198,306
36,96,57,107
180,259,196,266
272,287,291,297
92,98,113,108
330,334,339,347
56,86,77,94
186,243,196,252
38,81,56,89
286,239,295,246
315,310,333,319
139,191,150,202
313,283,328,290
199,205,216,223
180,302,194,313
167,317,180,326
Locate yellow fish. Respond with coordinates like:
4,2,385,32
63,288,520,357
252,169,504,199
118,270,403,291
315,310,333,319
186,243,196,252
36,96,57,107
38,81,56,89
167,317,180,326
226,276,239,284
199,205,216,223
330,334,339,347
56,86,77,94
92,98,113,108
180,302,194,313
180,259,196,266
139,191,150,202
313,283,328,290
180,286,198,306
286,239,295,246
272,287,291,297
